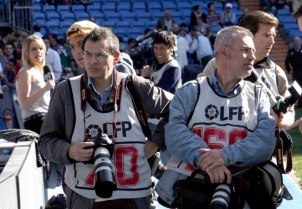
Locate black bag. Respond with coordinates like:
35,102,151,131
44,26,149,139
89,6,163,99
172,170,214,209
236,161,284,209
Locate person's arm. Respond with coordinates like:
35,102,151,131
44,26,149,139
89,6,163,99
275,65,295,128
165,81,209,167
39,80,103,164
132,76,173,150
38,81,72,164
17,69,54,109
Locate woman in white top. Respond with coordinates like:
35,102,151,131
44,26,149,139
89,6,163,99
17,35,55,134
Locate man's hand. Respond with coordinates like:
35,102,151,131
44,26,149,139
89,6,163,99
205,165,232,184
68,141,95,162
198,149,231,184
198,148,225,172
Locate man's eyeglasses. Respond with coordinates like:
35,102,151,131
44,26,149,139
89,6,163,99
82,51,111,59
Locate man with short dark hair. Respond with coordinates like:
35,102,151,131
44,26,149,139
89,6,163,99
39,26,173,209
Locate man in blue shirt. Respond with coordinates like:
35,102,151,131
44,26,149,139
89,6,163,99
156,26,276,207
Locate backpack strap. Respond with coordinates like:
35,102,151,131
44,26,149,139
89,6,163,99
125,75,152,138
187,78,201,126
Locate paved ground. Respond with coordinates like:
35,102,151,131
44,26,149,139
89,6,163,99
279,172,302,209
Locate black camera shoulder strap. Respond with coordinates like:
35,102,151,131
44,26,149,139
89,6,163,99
275,128,293,173
273,61,293,173
125,75,152,138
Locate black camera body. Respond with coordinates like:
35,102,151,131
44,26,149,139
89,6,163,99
89,132,117,198
246,70,302,114
272,81,302,114
128,32,155,70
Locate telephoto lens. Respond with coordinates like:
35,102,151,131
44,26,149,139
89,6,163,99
94,133,117,198
210,184,231,209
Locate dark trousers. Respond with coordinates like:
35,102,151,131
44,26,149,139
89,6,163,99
93,199,138,209
66,185,151,209
24,113,46,134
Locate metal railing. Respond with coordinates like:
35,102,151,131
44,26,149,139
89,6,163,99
0,0,33,33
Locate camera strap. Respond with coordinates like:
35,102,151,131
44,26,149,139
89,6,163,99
125,75,151,138
275,125,293,174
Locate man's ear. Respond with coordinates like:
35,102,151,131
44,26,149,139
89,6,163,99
113,52,120,63
221,45,230,58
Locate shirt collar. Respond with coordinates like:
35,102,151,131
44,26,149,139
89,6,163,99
87,75,113,97
208,70,243,97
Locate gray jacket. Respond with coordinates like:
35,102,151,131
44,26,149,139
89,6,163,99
38,71,173,165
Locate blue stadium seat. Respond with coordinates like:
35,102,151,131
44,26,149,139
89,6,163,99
114,27,128,37
117,2,132,12
289,29,302,40
43,4,56,13
136,11,152,22
46,20,61,31
145,21,156,29
46,11,60,21
286,23,299,30
74,11,90,21
32,0,43,7
132,2,146,12
277,8,290,16
132,20,146,28
34,19,47,27
128,27,145,39
59,11,75,22
32,12,46,21
116,20,131,28
176,2,192,11
147,1,162,12
89,0,102,4
60,20,74,31
181,8,191,18
121,11,137,21
279,15,297,24
87,4,101,13
104,11,121,21
72,4,86,12
88,11,105,20
57,5,70,13
98,20,116,28
32,5,42,13
102,2,116,13
162,1,178,11
151,10,163,20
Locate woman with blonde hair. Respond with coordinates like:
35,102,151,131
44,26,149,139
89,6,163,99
17,35,55,133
